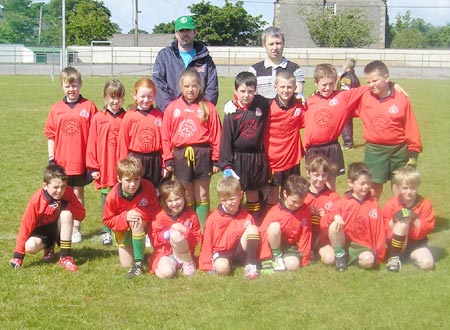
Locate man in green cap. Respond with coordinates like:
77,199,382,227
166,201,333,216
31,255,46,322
152,15,218,111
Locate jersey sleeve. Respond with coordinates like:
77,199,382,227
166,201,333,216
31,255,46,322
409,198,434,240
208,104,222,163
62,187,86,221
403,100,422,153
218,113,235,169
198,214,215,271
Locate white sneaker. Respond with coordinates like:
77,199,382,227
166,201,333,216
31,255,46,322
273,256,286,272
145,235,152,248
71,230,82,243
244,264,259,280
100,232,112,246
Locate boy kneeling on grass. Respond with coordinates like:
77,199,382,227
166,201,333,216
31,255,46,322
102,156,160,279
10,164,85,272
198,177,261,279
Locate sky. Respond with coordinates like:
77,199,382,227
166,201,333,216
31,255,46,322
33,1,450,33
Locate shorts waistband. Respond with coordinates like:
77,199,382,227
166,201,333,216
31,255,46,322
308,140,339,148
129,150,162,156
173,143,211,150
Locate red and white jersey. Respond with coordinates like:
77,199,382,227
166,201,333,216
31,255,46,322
198,206,255,271
117,107,164,159
103,179,160,232
383,194,434,241
44,97,98,175
86,109,125,189
162,96,222,165
259,202,312,266
355,89,422,153
304,86,369,148
265,97,306,171
14,186,85,256
322,191,386,263
148,208,202,273
305,187,340,226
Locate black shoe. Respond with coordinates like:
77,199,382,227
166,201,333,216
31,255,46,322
335,253,347,271
126,261,144,279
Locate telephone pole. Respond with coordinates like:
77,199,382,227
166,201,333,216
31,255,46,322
134,0,139,46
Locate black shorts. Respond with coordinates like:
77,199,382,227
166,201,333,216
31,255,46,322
129,151,162,188
269,164,301,187
234,151,269,191
212,242,246,268
30,221,59,248
306,140,345,176
173,144,212,182
67,173,92,187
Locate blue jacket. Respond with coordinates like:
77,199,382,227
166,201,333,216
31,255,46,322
152,40,219,111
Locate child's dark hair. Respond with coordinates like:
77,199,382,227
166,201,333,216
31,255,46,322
159,180,186,214
364,60,389,76
234,71,257,89
283,175,310,198
179,68,209,123
44,164,68,184
347,162,371,182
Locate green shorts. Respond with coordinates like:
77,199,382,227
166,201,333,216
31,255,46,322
113,230,132,248
364,143,408,183
348,242,372,265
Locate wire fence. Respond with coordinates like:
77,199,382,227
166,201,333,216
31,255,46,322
1,45,449,79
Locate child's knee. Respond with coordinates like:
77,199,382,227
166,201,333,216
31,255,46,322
214,259,231,276
320,251,335,266
358,251,375,269
59,210,73,223
284,256,300,271
267,222,281,235
155,261,176,279
415,255,434,270
25,238,41,254
245,224,259,236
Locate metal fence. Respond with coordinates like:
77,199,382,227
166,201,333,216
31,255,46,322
1,45,449,79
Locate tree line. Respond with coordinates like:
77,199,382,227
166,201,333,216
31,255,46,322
0,0,448,49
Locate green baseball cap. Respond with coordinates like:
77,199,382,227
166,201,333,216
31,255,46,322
175,16,196,31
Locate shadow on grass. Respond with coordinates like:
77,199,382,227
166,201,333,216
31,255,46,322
429,245,447,262
433,216,449,233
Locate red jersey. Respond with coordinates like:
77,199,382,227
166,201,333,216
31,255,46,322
322,191,386,263
265,97,306,171
86,109,125,189
103,179,160,232
355,89,422,153
117,107,164,159
148,208,202,273
198,206,255,271
382,194,434,241
162,97,222,165
44,97,98,175
259,202,312,266
14,186,85,257
304,86,370,148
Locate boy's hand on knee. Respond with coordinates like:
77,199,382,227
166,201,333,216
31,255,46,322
10,258,23,270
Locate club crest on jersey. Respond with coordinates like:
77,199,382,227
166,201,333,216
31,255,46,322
255,107,263,117
173,108,181,118
329,98,339,106
154,118,163,127
324,200,333,210
184,220,192,229
368,208,378,219
388,105,399,114
139,198,149,207
301,217,308,227
178,119,197,138
197,108,204,119
294,108,301,116
80,109,90,118
196,64,206,73
244,220,252,227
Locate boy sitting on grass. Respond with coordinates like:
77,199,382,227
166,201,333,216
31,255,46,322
103,156,160,279
10,164,85,272
198,177,261,279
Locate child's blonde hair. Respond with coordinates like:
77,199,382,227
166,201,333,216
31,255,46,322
313,63,337,83
60,66,82,85
216,177,242,199
283,175,310,198
159,180,186,213
180,68,209,123
117,156,143,179
130,78,156,109
394,166,421,188
275,70,295,86
305,154,336,176
103,79,125,110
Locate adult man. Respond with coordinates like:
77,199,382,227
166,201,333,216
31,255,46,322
338,58,360,150
152,16,218,111
249,27,305,99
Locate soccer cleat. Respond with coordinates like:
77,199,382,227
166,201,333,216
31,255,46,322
100,232,113,246
59,256,78,272
10,258,23,270
181,261,196,276
71,230,82,244
386,256,402,272
244,264,259,280
335,253,347,272
126,261,144,279
273,256,287,272
260,260,275,275
43,247,55,262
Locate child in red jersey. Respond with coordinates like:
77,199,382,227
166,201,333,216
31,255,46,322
162,68,222,229
356,60,422,199
198,177,261,279
259,175,312,274
86,79,126,246
322,162,386,271
383,166,434,272
103,157,160,279
304,155,340,264
10,165,85,272
149,180,202,278
264,71,306,209
117,78,164,189
44,67,98,243
219,71,270,224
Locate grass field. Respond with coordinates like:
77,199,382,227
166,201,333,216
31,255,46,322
0,75,449,329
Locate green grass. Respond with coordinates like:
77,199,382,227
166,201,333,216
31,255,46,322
0,75,449,329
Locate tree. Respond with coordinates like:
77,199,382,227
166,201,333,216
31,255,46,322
152,0,267,46
302,7,374,47
0,0,41,44
127,28,149,35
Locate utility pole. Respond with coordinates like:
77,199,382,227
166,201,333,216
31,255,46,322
38,5,42,45
61,0,66,69
134,0,139,46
